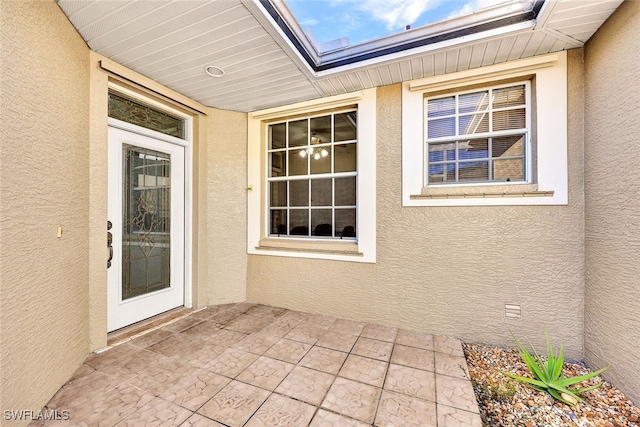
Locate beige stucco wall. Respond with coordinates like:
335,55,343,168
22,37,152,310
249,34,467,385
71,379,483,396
0,0,91,415
207,109,248,304
248,50,586,358
88,51,109,351
584,0,640,405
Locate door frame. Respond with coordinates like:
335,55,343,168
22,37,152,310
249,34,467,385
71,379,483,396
107,83,194,325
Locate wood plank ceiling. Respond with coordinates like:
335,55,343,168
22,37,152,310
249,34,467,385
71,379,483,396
56,0,623,112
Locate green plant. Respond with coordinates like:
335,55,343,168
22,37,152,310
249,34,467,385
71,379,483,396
503,331,608,406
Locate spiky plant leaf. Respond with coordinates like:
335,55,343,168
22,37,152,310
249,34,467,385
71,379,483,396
502,372,547,388
504,331,609,406
555,366,609,387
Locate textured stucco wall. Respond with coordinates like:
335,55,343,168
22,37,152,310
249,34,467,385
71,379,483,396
0,0,90,416
88,51,109,351
207,109,248,304
584,0,640,405
248,51,586,357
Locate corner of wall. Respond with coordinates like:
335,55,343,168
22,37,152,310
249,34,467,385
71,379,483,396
583,0,640,405
89,51,109,351
206,108,249,305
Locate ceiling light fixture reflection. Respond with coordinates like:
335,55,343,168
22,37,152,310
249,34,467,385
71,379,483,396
299,132,329,159
298,147,329,159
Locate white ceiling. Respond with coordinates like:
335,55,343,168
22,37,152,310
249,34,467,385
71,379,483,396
56,0,623,113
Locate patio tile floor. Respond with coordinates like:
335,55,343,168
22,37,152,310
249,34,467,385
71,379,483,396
32,303,482,427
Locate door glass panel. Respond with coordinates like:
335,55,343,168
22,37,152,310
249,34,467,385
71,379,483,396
122,145,171,300
108,92,185,139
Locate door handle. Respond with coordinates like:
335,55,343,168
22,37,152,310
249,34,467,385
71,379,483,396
107,221,113,268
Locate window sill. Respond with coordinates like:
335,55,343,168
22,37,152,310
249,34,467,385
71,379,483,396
412,183,554,199
256,238,361,257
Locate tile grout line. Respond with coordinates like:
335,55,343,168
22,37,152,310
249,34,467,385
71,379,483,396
370,335,397,427
434,346,440,427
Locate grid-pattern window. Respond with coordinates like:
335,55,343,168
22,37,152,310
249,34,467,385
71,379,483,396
425,82,529,185
268,110,357,239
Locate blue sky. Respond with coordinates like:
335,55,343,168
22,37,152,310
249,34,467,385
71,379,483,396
284,0,511,48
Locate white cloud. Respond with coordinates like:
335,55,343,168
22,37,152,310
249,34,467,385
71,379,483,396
331,0,441,31
447,0,514,20
298,17,320,26
359,0,441,30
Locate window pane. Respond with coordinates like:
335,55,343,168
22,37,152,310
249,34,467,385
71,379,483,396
310,145,332,174
335,177,356,206
459,113,489,135
269,123,286,149
493,109,526,131
289,149,308,175
290,209,309,236
493,158,524,181
428,117,455,139
492,135,524,157
335,142,356,172
289,179,309,207
334,112,357,142
428,163,455,183
459,139,488,161
459,91,489,114
311,116,331,144
427,96,454,118
335,209,356,238
311,179,332,206
289,119,308,147
270,181,287,207
270,210,287,235
458,161,489,182
428,142,455,163
312,209,333,236
493,85,526,108
270,152,286,177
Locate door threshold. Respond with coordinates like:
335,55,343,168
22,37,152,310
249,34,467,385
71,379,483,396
107,307,192,347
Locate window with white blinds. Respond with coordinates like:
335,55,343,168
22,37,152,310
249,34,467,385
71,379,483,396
425,82,530,185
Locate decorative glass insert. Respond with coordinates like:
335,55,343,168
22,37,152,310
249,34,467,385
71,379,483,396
425,83,528,184
267,110,357,239
122,145,171,300
108,91,185,139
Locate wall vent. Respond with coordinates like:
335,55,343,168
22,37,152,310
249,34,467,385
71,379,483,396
505,304,522,318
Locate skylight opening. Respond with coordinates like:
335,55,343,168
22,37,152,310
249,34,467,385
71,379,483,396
279,0,536,54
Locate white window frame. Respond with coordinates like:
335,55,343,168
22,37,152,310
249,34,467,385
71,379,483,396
248,89,376,263
402,51,568,206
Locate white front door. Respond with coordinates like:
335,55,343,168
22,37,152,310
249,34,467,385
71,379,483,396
107,126,185,332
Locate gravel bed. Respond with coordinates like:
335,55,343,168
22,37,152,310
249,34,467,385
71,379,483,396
463,342,640,427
